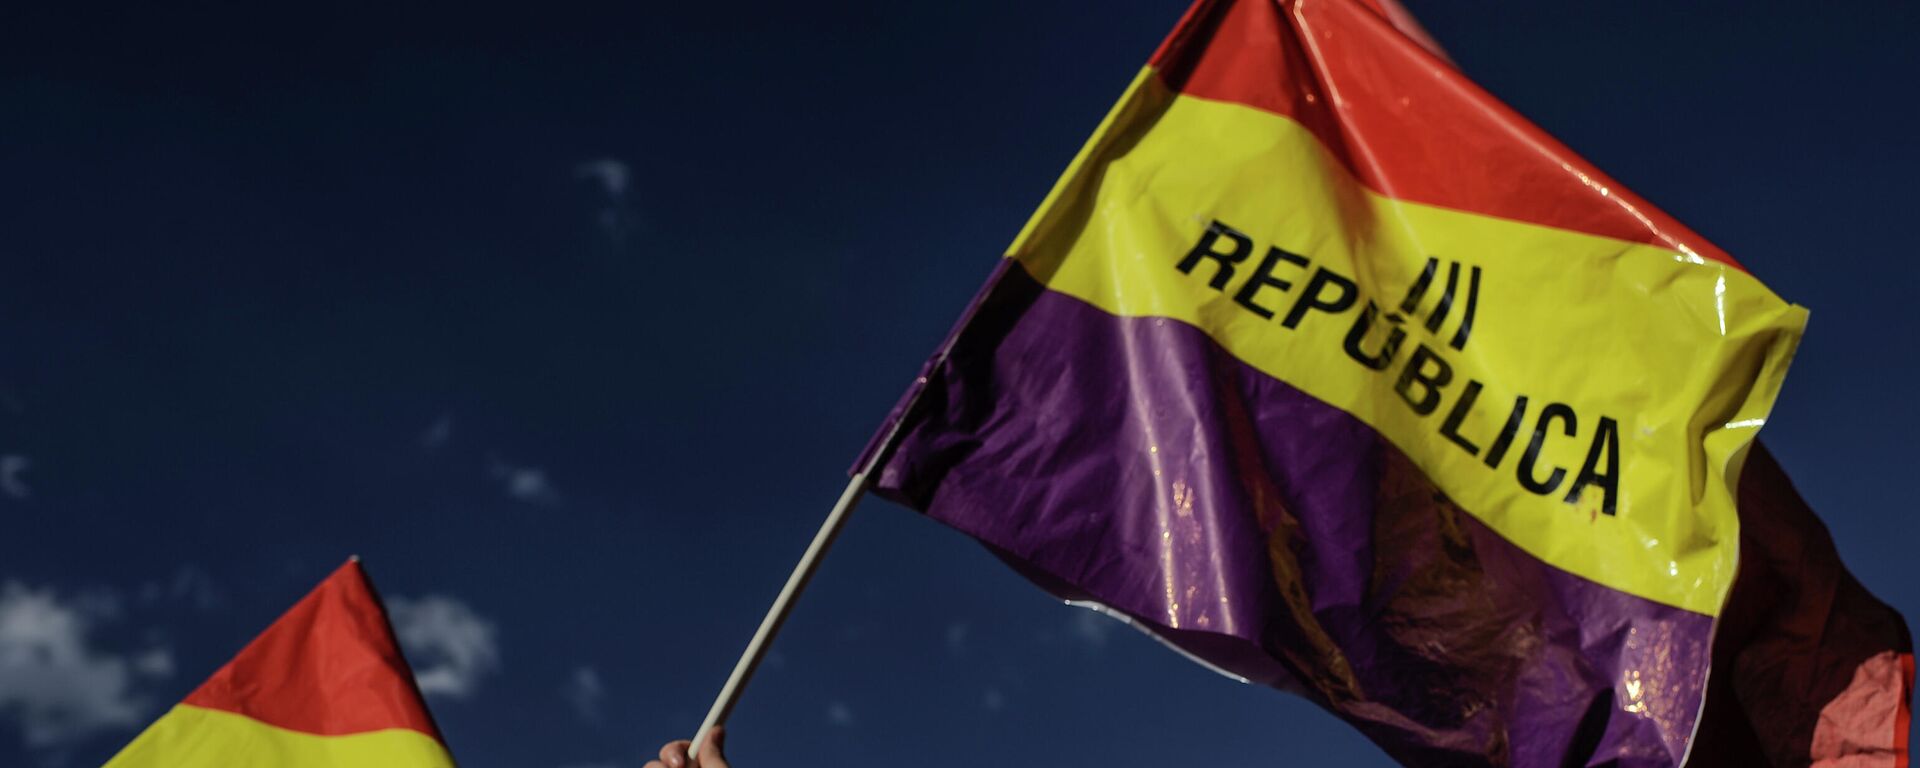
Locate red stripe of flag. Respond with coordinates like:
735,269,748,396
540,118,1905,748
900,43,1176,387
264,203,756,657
1148,0,1739,268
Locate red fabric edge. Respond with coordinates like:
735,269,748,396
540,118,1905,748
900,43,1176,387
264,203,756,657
1143,0,1742,269
182,560,444,741
1898,652,1914,768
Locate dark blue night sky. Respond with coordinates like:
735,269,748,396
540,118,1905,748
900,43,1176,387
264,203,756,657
2,2,1914,766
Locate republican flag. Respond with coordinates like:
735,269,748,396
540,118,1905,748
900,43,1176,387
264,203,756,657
857,0,1911,765
104,559,455,767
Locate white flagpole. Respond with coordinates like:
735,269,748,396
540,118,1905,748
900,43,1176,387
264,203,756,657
688,469,873,760
685,281,979,760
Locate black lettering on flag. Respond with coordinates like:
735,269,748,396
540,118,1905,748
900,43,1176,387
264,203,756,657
1395,344,1453,416
1281,268,1358,329
1178,221,1253,290
1485,395,1528,468
1399,257,1438,314
1566,415,1621,516
1342,300,1404,371
1233,246,1310,320
1449,265,1481,351
1425,261,1460,333
1519,403,1575,495
1440,379,1485,456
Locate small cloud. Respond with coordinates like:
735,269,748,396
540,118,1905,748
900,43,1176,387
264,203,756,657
982,687,1005,712
489,458,561,507
136,565,221,613
387,595,500,699
563,666,604,723
1069,606,1118,650
826,701,854,727
130,648,173,679
0,581,168,747
170,567,220,612
419,416,453,450
573,158,630,199
66,589,121,622
944,621,969,656
1,454,31,499
573,158,639,246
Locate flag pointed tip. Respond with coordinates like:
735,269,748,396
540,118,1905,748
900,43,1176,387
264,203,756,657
105,560,453,767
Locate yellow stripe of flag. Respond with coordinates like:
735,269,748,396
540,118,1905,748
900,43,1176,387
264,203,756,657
1014,73,1804,615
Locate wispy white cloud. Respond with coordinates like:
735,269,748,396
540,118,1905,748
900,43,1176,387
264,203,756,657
563,665,604,723
573,158,638,245
944,621,969,656
0,582,170,747
1069,606,1117,650
1,455,31,499
129,648,173,679
489,458,562,507
826,701,854,727
573,159,630,199
135,564,221,612
387,595,500,699
419,415,453,450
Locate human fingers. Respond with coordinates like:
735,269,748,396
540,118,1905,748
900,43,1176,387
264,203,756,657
697,726,730,768
652,739,693,768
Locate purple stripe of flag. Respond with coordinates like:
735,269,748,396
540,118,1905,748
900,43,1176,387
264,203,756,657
869,262,1711,767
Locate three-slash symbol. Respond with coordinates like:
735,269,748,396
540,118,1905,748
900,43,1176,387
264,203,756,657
1393,257,1481,350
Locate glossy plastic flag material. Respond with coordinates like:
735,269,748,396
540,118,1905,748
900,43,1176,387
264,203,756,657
104,559,455,767
857,0,1910,765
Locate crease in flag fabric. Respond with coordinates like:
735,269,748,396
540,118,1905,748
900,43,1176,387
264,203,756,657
857,1,1910,766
